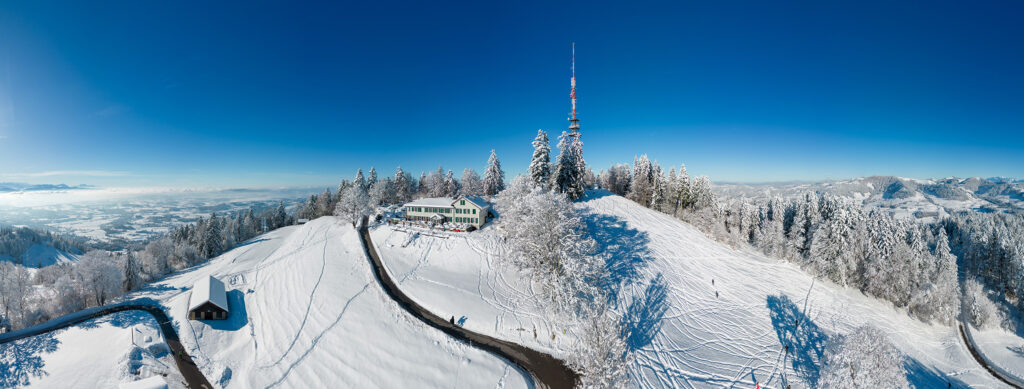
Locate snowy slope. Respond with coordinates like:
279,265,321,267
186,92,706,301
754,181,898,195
4,217,526,388
0,311,181,388
372,192,1014,388
0,243,78,268
370,224,578,359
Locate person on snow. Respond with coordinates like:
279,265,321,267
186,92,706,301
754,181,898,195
450,316,455,325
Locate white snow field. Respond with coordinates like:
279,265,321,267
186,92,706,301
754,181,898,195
971,325,1024,384
0,311,181,388
3,217,527,388
372,192,1015,388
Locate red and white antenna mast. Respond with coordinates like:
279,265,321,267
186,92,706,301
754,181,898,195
569,42,580,132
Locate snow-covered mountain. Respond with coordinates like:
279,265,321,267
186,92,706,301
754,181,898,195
716,176,1024,222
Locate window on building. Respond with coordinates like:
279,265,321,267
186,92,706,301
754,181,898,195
460,200,465,205
472,209,476,214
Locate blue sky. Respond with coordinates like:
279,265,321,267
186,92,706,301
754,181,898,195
0,1,1022,188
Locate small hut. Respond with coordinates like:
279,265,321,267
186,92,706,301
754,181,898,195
188,276,229,320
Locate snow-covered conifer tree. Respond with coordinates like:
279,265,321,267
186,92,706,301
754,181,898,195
483,149,505,196
315,188,333,217
394,166,412,203
354,169,367,191
429,166,445,197
675,164,691,212
120,251,141,292
368,167,378,187
417,172,428,197
443,169,459,197
554,130,587,201
530,129,551,187
202,213,223,258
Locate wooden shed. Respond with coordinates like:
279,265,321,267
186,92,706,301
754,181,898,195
188,276,229,320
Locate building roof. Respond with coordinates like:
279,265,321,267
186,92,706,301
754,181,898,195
458,195,490,209
188,275,229,312
119,376,168,389
405,197,456,207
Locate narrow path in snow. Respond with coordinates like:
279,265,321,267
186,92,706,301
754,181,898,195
957,260,1024,388
357,217,579,389
958,324,1024,388
0,302,214,389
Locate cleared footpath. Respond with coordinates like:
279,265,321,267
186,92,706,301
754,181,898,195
357,217,579,389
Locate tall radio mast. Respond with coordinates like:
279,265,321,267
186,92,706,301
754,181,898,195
569,42,580,132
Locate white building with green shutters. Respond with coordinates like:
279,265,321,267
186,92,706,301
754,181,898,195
402,195,491,229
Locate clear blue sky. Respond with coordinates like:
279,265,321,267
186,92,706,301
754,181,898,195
1,1,1022,188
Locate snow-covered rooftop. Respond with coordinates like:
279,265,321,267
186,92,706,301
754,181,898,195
458,195,490,209
404,197,456,207
188,275,228,312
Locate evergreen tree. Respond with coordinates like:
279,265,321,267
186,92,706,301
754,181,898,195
274,201,287,228
394,166,412,203
418,172,428,197
483,149,505,196
368,167,378,187
121,251,141,292
354,169,367,191
430,165,445,197
628,155,654,206
554,130,586,201
675,164,691,212
202,213,223,258
316,188,333,217
336,179,351,204
529,129,551,187
443,169,459,197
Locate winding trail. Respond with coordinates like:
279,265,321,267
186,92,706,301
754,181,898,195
958,324,1023,389
957,262,1024,389
357,218,579,389
0,303,213,389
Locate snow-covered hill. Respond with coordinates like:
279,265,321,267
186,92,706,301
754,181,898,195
0,243,78,268
716,176,1024,222
3,217,526,388
372,192,1015,388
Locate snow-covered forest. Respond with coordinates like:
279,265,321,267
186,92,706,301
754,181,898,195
0,226,87,265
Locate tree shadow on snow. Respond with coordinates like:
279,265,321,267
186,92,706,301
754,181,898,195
206,289,249,331
0,331,59,387
580,209,670,351
581,212,653,306
581,189,616,201
766,294,828,385
904,357,969,389
621,274,668,351
79,310,155,330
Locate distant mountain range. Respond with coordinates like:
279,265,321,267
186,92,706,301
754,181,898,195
715,176,1024,221
0,182,95,192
